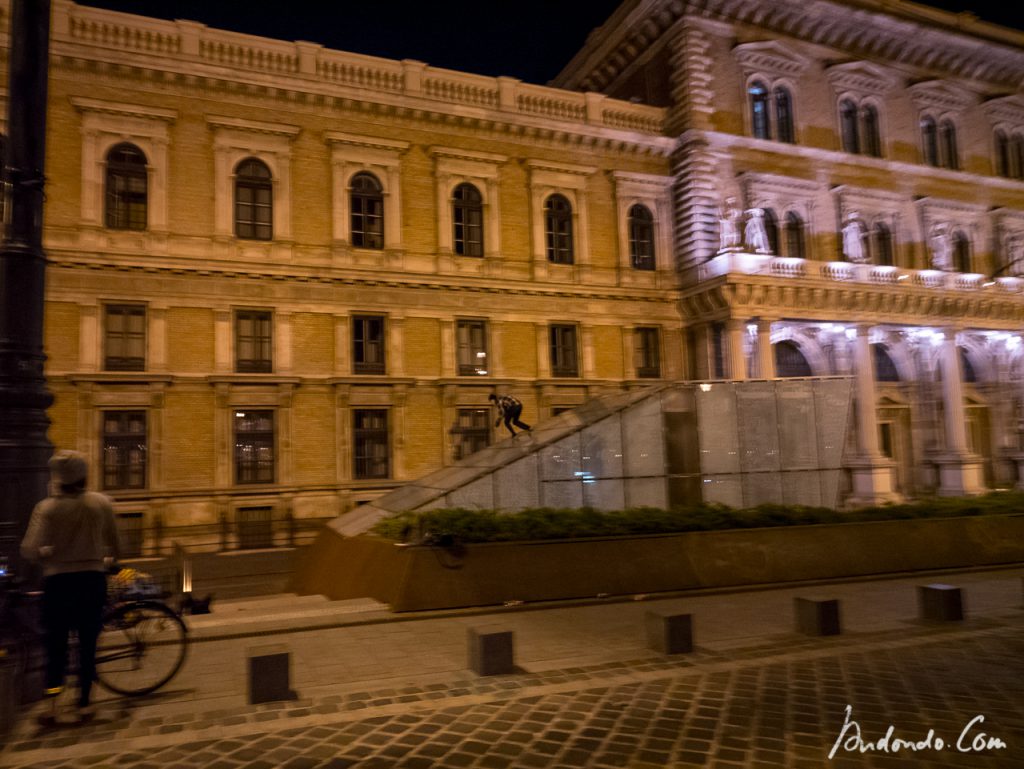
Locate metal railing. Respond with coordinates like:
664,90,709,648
115,512,330,559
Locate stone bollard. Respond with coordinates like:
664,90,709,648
645,610,693,654
917,584,964,621
794,597,841,636
468,626,515,676
248,644,297,704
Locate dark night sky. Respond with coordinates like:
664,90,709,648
77,1,1024,86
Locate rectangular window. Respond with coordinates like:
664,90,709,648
236,506,274,550
353,315,386,374
104,304,146,371
234,410,275,484
235,310,272,373
102,410,147,490
550,324,579,377
634,327,661,379
456,319,488,376
453,408,490,460
354,409,390,479
235,185,272,240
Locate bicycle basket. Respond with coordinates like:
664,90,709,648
108,567,162,601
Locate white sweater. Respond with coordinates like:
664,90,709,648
20,491,121,577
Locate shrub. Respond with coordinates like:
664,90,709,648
370,492,1024,544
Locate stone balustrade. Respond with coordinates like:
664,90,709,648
695,252,1023,294
50,0,665,135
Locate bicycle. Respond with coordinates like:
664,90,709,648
0,566,189,700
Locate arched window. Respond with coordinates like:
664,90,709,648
234,158,272,240
840,99,860,154
873,345,900,382
106,143,148,231
862,104,882,158
872,222,894,266
350,172,384,249
749,81,771,140
763,208,779,256
953,230,971,273
544,194,574,264
921,116,939,166
452,182,483,257
940,120,959,170
774,86,794,144
784,211,805,260
628,204,655,270
775,340,812,378
995,130,1011,177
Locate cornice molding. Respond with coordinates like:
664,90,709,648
907,80,977,113
44,254,678,305
557,0,1024,95
825,61,899,96
325,131,410,153
428,146,508,164
739,171,821,196
206,114,301,138
733,40,812,78
524,159,598,176
983,95,1024,125
610,170,675,188
70,96,177,122
679,276,1024,327
52,55,671,158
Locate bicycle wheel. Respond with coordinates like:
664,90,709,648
95,600,188,696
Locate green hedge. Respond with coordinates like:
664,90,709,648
371,492,1024,544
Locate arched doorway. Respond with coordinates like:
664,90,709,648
774,340,812,377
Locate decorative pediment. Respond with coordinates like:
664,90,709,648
71,97,177,123
983,95,1024,126
732,40,811,79
907,80,976,113
825,61,898,97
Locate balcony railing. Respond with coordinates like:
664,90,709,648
694,252,1024,294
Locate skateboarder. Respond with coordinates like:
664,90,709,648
489,393,531,437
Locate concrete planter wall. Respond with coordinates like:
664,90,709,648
292,514,1024,612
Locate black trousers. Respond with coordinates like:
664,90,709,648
501,404,531,435
42,571,106,707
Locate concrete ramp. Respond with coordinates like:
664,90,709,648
330,378,853,537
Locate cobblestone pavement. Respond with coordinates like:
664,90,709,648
2,616,1021,769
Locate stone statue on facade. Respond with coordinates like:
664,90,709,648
717,197,742,253
842,212,867,263
744,208,772,254
929,223,953,271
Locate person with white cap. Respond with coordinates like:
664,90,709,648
20,450,121,724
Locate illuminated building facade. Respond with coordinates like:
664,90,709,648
2,0,1023,547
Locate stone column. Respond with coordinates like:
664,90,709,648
726,319,747,381
846,324,900,505
854,326,881,459
939,330,968,454
756,318,775,379
934,329,984,496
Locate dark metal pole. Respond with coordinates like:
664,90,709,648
0,0,53,571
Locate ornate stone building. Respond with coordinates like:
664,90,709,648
557,0,1024,504
2,0,1024,547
